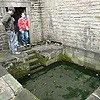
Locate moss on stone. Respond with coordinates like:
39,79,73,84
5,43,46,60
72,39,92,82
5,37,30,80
57,54,73,62
8,67,29,79
38,56,48,66
2,58,30,79
57,54,64,61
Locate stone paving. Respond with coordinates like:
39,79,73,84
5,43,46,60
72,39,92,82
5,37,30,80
86,87,100,100
0,65,39,100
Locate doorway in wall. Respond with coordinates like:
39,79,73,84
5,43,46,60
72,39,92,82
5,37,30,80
13,7,26,45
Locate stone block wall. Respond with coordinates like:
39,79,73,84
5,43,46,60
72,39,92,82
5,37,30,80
41,0,100,53
64,46,100,71
0,7,8,50
0,0,100,53
30,0,43,43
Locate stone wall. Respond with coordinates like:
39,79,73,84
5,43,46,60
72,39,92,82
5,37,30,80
41,0,100,53
0,7,8,50
30,0,42,43
0,22,8,50
32,44,100,71
0,0,100,53
64,46,100,72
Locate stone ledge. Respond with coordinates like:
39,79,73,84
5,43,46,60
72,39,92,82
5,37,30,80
2,74,23,95
0,65,8,77
15,88,39,100
86,87,100,100
0,77,15,100
0,51,30,79
0,66,39,100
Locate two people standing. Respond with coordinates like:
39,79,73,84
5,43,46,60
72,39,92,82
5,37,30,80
18,12,29,47
2,7,29,54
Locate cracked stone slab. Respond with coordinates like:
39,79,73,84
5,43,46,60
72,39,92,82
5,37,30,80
86,87,100,100
0,77,14,100
0,66,8,78
93,87,100,97
2,74,23,95
15,88,39,100
32,44,63,52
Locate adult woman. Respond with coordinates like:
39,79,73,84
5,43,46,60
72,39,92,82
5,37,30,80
18,12,29,46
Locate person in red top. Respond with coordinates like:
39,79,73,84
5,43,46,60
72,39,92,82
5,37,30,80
18,12,29,46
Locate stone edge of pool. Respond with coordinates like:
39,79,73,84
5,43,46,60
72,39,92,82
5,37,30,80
0,66,39,100
0,44,100,100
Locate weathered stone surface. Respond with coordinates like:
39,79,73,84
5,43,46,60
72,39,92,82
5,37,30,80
0,91,15,100
32,44,63,52
0,21,7,50
94,87,100,98
86,95,100,100
0,66,8,77
0,52,30,79
2,74,23,95
0,22,5,32
0,77,15,100
41,0,100,54
33,44,63,66
64,46,100,71
15,88,39,100
86,87,100,100
0,44,99,100
0,70,39,100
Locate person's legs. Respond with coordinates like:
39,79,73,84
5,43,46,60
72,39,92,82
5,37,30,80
20,30,26,46
13,32,19,51
6,31,12,52
24,30,29,45
7,30,20,54
14,32,19,47
7,30,16,54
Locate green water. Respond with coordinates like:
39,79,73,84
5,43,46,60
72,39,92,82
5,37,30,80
19,61,100,100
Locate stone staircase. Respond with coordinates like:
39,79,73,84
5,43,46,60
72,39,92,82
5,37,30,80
19,46,44,74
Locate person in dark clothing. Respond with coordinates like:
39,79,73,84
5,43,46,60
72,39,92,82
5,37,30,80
1,7,20,54
12,17,19,48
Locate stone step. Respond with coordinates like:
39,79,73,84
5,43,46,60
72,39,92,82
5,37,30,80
0,40,7,44
28,53,36,60
0,43,8,50
29,58,39,66
24,49,36,55
0,41,7,44
18,46,31,52
29,66,44,74
0,32,6,36
30,63,41,70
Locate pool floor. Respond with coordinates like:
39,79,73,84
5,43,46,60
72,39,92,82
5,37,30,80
19,61,100,100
